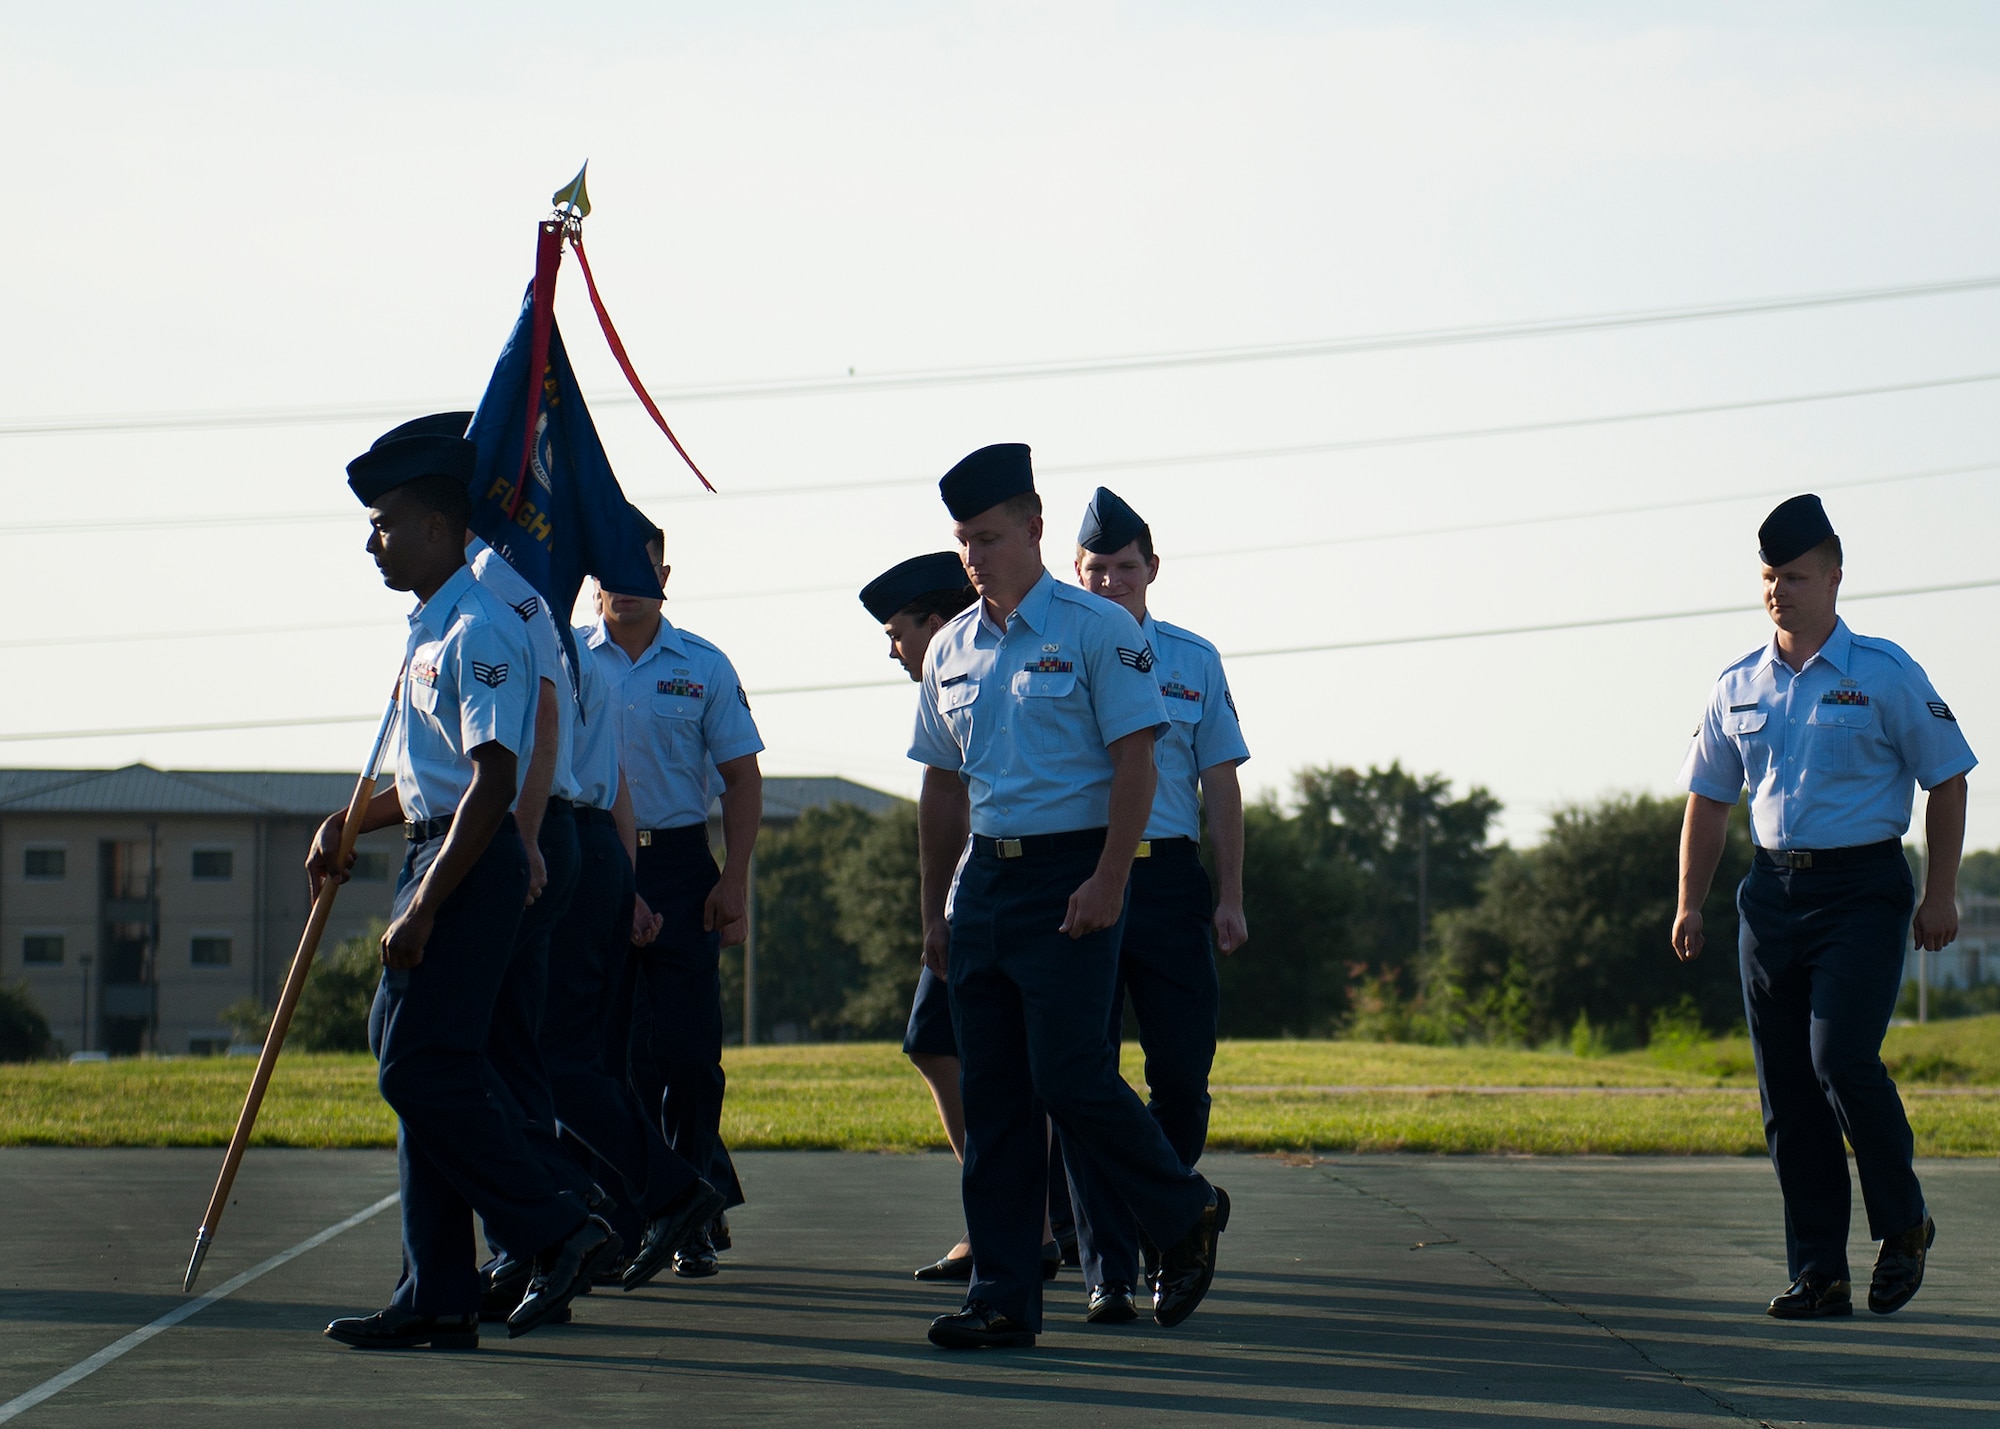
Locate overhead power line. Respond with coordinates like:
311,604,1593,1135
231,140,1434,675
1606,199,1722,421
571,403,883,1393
9,458,1994,652
6,271,1999,438
7,575,1992,743
8,368,1999,540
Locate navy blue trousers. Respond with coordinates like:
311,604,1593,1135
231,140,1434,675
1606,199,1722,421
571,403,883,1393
1064,842,1219,1289
482,800,596,1263
620,825,743,1209
1738,843,1924,1281
949,842,1211,1331
546,808,699,1226
370,817,587,1316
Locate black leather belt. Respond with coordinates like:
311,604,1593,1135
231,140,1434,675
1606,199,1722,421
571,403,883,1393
574,806,618,829
1754,837,1902,870
636,824,708,851
973,828,1107,860
1134,836,1195,859
547,796,574,818
405,815,453,841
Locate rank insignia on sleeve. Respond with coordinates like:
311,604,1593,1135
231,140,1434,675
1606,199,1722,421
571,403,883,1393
1160,681,1202,702
471,661,509,688
1225,689,1238,717
1116,645,1155,673
1025,658,1074,673
1928,700,1957,721
510,596,541,621
657,678,705,698
1820,690,1870,707
737,685,751,709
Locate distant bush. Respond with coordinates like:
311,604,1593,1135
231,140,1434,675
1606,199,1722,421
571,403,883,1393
217,997,272,1047
1896,979,2000,1022
0,981,52,1062
290,923,385,1053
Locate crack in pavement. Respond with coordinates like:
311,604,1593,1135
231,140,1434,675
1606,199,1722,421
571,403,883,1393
1314,1164,1782,1429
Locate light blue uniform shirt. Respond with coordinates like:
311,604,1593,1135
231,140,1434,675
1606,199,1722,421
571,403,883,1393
1678,618,1976,850
466,536,581,803
567,623,620,812
587,615,764,830
1139,611,1250,841
911,570,1169,838
394,564,537,823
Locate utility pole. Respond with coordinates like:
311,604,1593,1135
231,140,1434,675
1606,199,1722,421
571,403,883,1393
79,955,92,1053
742,848,758,1047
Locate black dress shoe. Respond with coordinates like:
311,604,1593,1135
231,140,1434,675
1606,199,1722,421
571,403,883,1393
674,1228,720,1279
1767,1272,1853,1319
477,1257,532,1322
1154,1185,1229,1328
1086,1283,1138,1324
325,1307,478,1350
624,1179,727,1291
1055,1227,1079,1268
509,1217,619,1339
710,1213,732,1252
1869,1216,1935,1315
928,1299,1036,1349
914,1250,975,1281
1041,1241,1062,1281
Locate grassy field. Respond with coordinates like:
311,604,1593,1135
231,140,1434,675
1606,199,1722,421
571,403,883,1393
4,1017,1998,1155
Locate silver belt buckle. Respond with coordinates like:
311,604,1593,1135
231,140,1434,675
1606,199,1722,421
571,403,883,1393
637,830,653,848
1780,849,1812,869
997,838,1023,859
1134,840,1152,859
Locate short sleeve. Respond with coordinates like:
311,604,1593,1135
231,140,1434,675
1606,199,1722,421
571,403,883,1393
702,651,765,766
1191,650,1250,771
452,615,533,757
1676,686,1745,803
524,605,568,689
1084,608,1169,747
909,663,964,770
1880,659,1977,790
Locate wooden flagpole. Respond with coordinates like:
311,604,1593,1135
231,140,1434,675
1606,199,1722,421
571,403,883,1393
182,685,401,1292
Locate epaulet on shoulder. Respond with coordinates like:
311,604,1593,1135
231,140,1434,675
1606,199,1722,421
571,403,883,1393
1850,631,1919,668
677,628,726,656
1152,617,1219,656
1714,645,1765,681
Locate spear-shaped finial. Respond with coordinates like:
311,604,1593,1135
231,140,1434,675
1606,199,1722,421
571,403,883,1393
552,161,591,219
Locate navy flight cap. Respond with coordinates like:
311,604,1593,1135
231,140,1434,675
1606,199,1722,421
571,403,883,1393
1077,485,1149,555
346,410,477,505
939,443,1034,520
859,552,969,622
1758,493,1836,568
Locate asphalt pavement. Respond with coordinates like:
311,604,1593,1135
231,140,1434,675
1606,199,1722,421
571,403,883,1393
1,1148,1996,1427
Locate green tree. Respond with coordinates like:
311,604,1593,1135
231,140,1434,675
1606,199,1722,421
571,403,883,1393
740,804,876,1041
289,922,386,1053
1215,795,1362,1036
1430,794,1752,1045
830,802,926,1039
0,981,52,1062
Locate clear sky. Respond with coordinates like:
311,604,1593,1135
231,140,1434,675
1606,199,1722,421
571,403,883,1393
4,2,1998,848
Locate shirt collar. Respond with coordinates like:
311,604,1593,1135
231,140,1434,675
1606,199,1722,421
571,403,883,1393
1759,616,1852,676
411,564,477,638
981,568,1056,637
585,613,687,663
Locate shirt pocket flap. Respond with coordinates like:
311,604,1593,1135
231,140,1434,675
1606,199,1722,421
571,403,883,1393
1012,670,1077,699
1164,699,1202,723
1810,701,1874,730
1724,708,1767,736
653,692,703,720
938,678,979,713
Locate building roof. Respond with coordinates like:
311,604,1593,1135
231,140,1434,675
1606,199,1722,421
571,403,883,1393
0,764,906,821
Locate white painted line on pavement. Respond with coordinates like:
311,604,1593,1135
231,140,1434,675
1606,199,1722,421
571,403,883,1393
0,1192,399,1423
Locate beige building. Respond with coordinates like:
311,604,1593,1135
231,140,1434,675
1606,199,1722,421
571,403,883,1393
0,764,902,1057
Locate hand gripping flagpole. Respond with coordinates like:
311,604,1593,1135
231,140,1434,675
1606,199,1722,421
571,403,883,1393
182,678,402,1293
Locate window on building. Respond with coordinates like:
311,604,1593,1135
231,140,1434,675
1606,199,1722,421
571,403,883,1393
191,848,234,881
23,847,65,880
191,935,233,967
22,933,63,965
351,851,391,882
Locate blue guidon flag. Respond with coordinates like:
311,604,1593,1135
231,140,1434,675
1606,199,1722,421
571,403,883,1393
463,288,664,623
